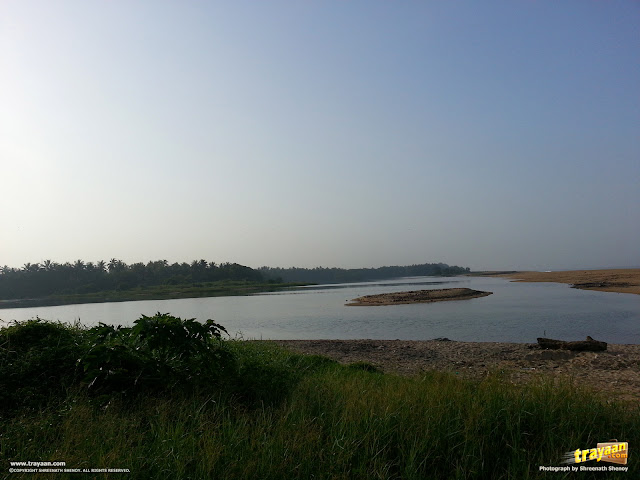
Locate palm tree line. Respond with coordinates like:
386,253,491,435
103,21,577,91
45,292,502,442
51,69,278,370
0,259,264,300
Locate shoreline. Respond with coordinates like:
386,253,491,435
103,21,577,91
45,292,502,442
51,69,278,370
0,282,307,310
273,339,640,401
491,269,640,295
3,268,637,310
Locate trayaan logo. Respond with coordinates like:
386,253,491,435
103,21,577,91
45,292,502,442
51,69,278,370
562,441,628,465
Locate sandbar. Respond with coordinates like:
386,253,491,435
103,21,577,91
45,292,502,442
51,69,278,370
346,287,492,306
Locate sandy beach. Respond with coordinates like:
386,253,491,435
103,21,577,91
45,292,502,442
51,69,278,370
500,269,640,295
274,339,640,401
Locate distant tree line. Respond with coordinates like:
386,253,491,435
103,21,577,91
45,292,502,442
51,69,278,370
258,263,470,284
0,259,264,300
0,259,471,300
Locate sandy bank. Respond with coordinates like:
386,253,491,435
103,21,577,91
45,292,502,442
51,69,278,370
274,339,640,401
500,269,640,295
346,288,492,306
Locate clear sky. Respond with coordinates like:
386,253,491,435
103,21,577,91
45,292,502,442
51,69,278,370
1,1,638,271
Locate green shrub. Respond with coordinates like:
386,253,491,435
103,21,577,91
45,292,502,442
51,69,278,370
81,313,236,396
0,318,84,413
2,315,332,414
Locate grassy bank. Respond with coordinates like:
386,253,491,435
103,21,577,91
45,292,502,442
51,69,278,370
1,316,638,479
0,280,306,309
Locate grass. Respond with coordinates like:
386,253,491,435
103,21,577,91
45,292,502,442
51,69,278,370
1,317,638,479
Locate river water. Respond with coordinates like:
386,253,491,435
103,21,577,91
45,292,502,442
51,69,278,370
0,276,638,343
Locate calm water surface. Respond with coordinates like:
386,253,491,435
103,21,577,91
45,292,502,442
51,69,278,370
1,277,638,343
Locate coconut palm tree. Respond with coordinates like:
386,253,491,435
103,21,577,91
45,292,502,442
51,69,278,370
23,262,40,273
108,258,123,273
42,259,56,271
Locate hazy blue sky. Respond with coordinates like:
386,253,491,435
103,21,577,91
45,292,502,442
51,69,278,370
1,1,638,271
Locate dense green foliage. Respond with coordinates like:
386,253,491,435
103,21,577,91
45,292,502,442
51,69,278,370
0,259,264,300
2,316,637,479
259,262,470,284
0,314,330,414
80,314,234,396
0,318,85,411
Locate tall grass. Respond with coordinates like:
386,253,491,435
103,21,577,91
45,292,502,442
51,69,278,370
1,317,638,479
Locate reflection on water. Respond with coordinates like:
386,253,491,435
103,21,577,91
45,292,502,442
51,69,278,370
268,279,451,294
0,276,638,344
